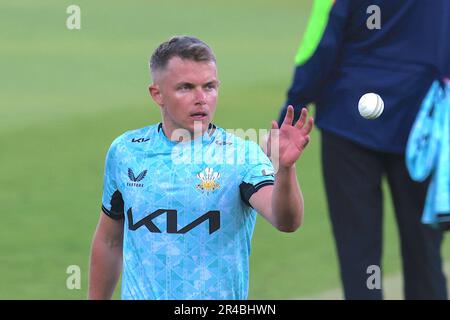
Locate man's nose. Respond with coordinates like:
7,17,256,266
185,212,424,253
194,88,207,103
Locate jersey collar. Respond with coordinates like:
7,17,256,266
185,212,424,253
157,123,218,146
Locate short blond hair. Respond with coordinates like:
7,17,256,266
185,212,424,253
149,36,216,78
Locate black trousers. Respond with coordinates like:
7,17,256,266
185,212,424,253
321,130,447,299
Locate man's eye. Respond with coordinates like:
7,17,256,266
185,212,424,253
205,84,216,90
179,85,191,90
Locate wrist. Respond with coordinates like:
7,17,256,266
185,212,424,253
276,164,296,175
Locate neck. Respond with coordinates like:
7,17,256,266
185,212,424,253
160,122,209,142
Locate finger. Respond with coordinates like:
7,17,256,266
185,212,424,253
268,121,280,158
265,122,276,156
271,120,279,130
282,105,294,126
294,107,308,129
302,117,314,135
302,135,310,149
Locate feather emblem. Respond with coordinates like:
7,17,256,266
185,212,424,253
197,167,221,192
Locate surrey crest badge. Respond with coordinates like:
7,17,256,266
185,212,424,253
196,167,221,193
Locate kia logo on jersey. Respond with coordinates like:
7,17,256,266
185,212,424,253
127,208,220,235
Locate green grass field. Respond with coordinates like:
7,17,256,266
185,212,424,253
1,0,449,299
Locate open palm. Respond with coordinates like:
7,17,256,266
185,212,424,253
267,105,314,168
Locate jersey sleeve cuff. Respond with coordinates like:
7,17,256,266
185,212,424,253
101,204,124,220
239,180,274,208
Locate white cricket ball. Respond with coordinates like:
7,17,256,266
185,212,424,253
358,93,384,119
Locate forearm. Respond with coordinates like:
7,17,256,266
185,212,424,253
88,236,123,300
272,164,304,232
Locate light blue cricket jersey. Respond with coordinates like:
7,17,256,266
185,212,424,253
101,123,274,300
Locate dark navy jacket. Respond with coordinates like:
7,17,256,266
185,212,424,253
280,0,450,153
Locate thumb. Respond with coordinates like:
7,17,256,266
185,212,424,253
271,120,279,130
266,121,279,157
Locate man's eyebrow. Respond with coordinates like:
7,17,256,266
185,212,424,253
175,80,219,87
203,80,219,86
175,82,195,87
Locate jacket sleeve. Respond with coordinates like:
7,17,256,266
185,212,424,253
278,0,350,124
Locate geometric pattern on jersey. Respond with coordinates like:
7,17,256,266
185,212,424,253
101,123,275,299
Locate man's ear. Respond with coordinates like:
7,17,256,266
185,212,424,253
149,84,163,107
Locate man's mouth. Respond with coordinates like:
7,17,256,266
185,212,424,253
190,112,208,120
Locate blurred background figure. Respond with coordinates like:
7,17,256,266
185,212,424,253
278,0,450,299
